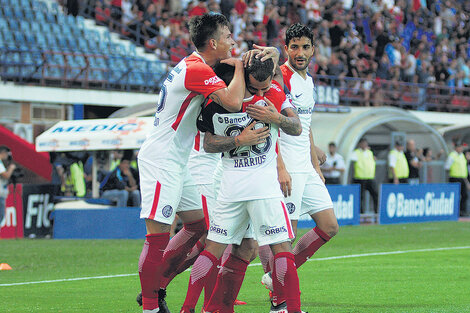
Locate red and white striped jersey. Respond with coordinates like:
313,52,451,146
279,62,316,174
138,52,227,172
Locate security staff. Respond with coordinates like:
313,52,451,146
350,138,378,213
388,140,409,184
445,141,469,216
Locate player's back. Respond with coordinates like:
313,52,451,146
139,52,227,172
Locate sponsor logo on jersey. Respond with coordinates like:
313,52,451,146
260,224,288,236
297,107,314,115
209,225,228,236
162,205,173,218
386,192,454,218
234,155,267,168
204,75,223,85
221,115,248,124
286,202,296,214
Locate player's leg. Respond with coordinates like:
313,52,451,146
182,200,248,313
294,173,338,268
364,179,379,214
205,238,255,312
138,161,184,313
260,173,305,296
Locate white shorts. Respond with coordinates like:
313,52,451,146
285,172,333,220
139,160,202,224
207,197,294,246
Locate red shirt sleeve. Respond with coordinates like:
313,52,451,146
184,62,227,98
265,80,286,113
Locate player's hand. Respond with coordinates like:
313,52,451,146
8,163,16,171
315,146,326,165
236,121,270,147
242,45,280,67
220,57,243,68
246,97,279,124
278,167,292,197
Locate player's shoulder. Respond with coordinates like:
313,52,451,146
185,53,214,73
280,63,295,92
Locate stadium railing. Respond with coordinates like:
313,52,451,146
314,74,470,112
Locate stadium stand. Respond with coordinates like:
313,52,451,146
0,0,168,92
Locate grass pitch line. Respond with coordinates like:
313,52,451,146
1,245,469,287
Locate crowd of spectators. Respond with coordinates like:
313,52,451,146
75,0,470,96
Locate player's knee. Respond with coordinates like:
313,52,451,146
232,239,256,262
321,220,339,238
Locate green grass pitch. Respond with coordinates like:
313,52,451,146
1,221,470,313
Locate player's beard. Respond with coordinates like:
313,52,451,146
290,57,310,71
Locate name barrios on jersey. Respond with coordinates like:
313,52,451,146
297,107,314,115
234,155,267,168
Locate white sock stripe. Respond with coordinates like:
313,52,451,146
1,246,469,287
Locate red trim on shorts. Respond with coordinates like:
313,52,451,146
148,181,162,220
201,194,209,229
171,92,198,130
281,201,294,239
194,131,201,151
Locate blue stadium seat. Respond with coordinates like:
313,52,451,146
23,9,35,21
2,6,13,19
75,15,85,29
19,20,30,32
0,19,8,30
8,19,19,31
13,7,23,19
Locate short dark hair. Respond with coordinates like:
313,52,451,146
358,138,368,144
0,145,10,153
189,13,229,50
213,62,235,85
329,142,336,147
285,23,314,47
245,57,274,82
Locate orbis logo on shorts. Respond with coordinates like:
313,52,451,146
260,225,287,236
209,225,228,236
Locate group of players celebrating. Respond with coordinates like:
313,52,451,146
136,13,339,313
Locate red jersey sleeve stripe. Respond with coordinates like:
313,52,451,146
194,131,201,151
149,181,162,220
281,201,294,239
281,64,294,93
171,92,198,131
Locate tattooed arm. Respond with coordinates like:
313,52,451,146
245,97,302,136
203,121,270,153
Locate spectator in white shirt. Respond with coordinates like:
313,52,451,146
322,142,345,185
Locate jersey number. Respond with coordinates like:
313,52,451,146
224,122,272,158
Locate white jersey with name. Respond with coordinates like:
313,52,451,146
279,63,316,174
138,52,227,172
198,80,291,202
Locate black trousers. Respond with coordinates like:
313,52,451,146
325,177,340,185
353,178,378,213
449,177,468,215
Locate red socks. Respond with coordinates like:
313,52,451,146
273,252,301,313
205,253,249,313
138,233,170,311
160,218,206,280
160,240,204,289
293,227,330,268
181,250,219,311
258,244,274,273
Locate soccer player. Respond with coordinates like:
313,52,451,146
181,58,304,313
257,23,339,313
137,13,245,313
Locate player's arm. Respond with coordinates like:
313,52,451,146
246,97,302,136
309,129,325,183
203,121,270,153
276,144,292,197
208,58,245,112
315,145,327,165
